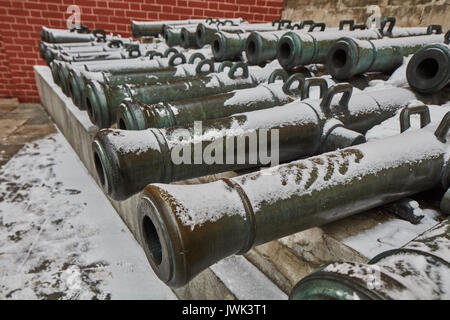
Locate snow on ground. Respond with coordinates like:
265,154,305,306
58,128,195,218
0,132,176,300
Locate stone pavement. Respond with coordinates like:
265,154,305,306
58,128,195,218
0,102,56,167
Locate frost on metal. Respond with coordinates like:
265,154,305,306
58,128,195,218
155,180,247,231
107,129,161,155
235,127,446,213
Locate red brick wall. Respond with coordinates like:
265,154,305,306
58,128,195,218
0,0,284,102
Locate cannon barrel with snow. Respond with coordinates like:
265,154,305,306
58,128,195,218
52,47,210,97
195,21,288,48
67,54,215,109
131,18,243,38
326,34,445,80
406,41,450,94
41,25,96,43
290,217,450,300
179,26,202,49
245,30,293,66
211,31,251,61
276,28,383,71
92,83,432,201
116,72,398,131
132,109,450,288
84,61,281,128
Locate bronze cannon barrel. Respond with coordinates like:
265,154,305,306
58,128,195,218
68,55,215,108
290,217,450,300
180,26,201,49
406,43,450,94
116,73,391,131
245,30,289,65
326,34,444,80
196,22,287,48
132,19,210,37
277,29,382,70
41,26,94,43
85,62,281,128
212,31,250,61
93,83,420,200
135,109,450,288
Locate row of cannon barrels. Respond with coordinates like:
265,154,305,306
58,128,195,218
40,15,450,299
146,16,449,95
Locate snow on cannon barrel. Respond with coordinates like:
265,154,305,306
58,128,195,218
276,28,382,71
69,53,214,109
93,82,427,201
245,30,289,66
134,108,450,288
406,33,450,94
196,21,286,48
131,18,215,38
212,31,251,61
290,217,450,300
326,34,445,80
85,61,281,128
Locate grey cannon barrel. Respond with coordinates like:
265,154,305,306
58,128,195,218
212,32,251,61
406,43,450,94
41,26,94,43
246,30,290,65
43,38,136,63
132,19,210,37
277,29,382,70
196,22,286,48
290,217,450,300
60,46,204,89
92,83,420,200
179,27,201,49
117,70,298,130
55,54,161,97
327,34,444,80
85,62,280,128
69,54,212,108
53,44,143,63
116,73,386,130
134,108,450,288
379,17,443,38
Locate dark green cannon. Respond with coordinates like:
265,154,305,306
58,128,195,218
132,19,206,38
68,54,213,108
93,82,422,200
196,22,286,48
52,43,145,63
133,108,449,288
132,18,244,37
212,32,250,61
245,30,289,65
379,17,442,38
327,34,444,80
116,72,390,131
40,40,110,63
86,62,281,128
55,48,206,96
41,26,94,43
277,29,382,70
406,43,450,94
164,28,183,47
116,69,296,130
180,27,201,49
290,217,450,300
